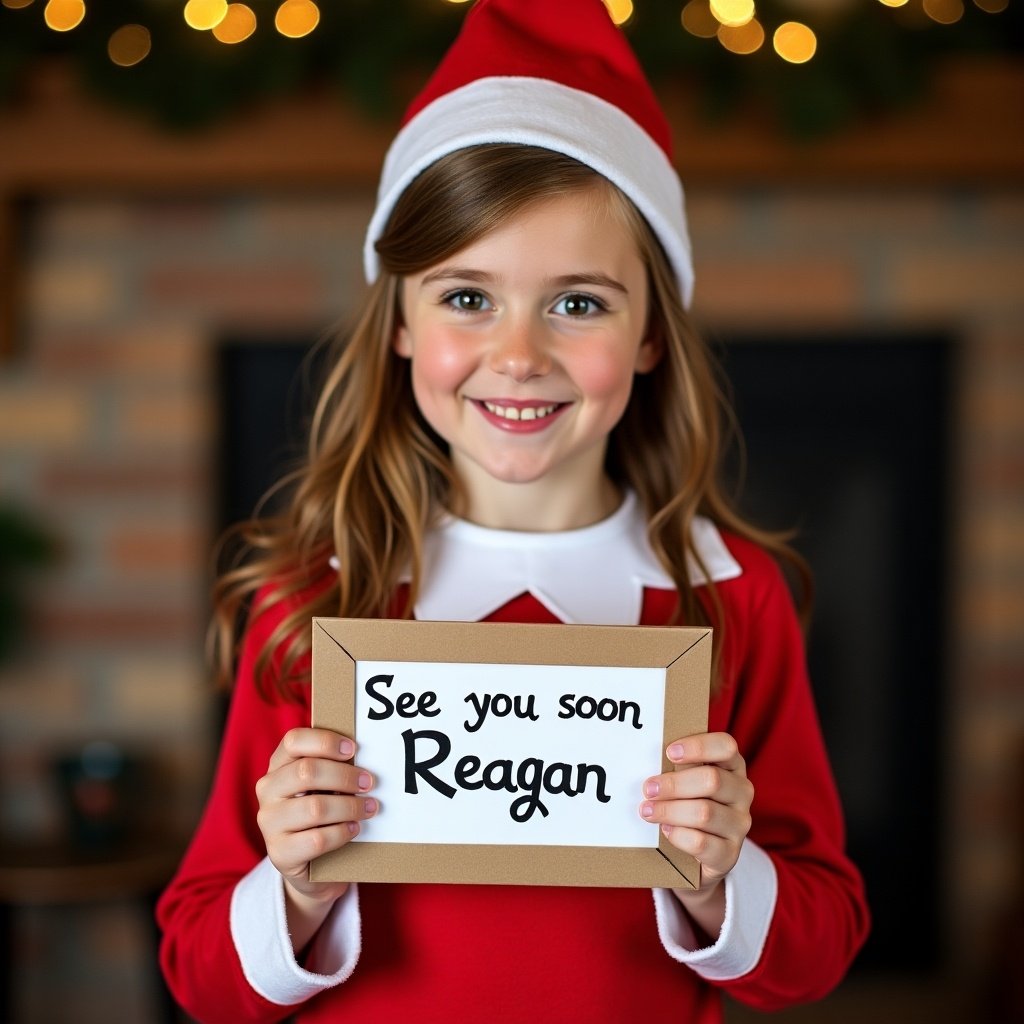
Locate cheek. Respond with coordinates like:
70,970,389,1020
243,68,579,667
572,348,639,404
409,330,474,393
407,330,477,435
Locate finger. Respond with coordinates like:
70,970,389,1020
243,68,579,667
269,821,363,879
261,793,379,838
658,825,739,877
268,728,356,773
259,758,374,804
666,733,745,771
643,764,752,808
639,796,751,842
288,761,376,798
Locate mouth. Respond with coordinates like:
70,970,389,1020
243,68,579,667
481,400,562,422
471,398,570,432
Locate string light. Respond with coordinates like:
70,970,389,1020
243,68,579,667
212,3,256,43
773,21,816,63
603,0,634,25
183,0,227,31
710,0,755,28
923,0,964,21
681,0,720,38
718,18,765,54
275,0,319,38
44,0,84,31
108,24,151,66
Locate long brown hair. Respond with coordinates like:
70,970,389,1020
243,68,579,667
210,144,810,699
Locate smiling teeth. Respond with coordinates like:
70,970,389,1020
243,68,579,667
483,402,559,421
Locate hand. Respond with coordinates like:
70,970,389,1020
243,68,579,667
639,732,753,936
255,727,378,949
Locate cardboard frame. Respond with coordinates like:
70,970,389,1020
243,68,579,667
310,617,711,889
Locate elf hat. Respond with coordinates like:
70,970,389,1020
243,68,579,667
363,0,694,308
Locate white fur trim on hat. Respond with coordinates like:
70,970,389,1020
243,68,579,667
363,76,694,308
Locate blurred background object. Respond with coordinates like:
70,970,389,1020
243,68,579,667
0,0,1020,137
0,499,56,662
0,1,1022,1022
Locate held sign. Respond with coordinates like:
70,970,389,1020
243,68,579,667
311,618,711,889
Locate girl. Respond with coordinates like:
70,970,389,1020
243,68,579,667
157,2,869,1021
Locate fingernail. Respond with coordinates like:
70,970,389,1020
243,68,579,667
364,798,378,815
640,802,655,819
357,772,372,792
644,779,660,798
347,821,360,836
661,824,674,836
667,742,685,761
339,739,355,757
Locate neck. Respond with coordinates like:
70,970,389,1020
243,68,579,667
453,463,622,532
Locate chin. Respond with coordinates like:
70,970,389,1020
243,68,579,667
470,455,555,487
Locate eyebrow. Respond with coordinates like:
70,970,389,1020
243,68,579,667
420,267,629,294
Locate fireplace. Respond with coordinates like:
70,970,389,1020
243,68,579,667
4,179,1018,1019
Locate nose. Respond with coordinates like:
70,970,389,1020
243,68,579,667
487,315,552,382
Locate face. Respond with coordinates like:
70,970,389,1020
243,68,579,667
394,186,661,527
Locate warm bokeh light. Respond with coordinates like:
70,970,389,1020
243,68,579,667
274,0,319,38
603,0,634,25
973,0,1008,10
876,0,910,7
44,0,84,31
108,24,151,66
1,0,36,10
183,0,227,31
773,21,816,63
212,3,256,43
923,0,964,20
718,18,765,54
710,0,755,27
681,0,720,37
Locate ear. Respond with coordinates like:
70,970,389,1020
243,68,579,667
393,323,413,359
633,328,664,375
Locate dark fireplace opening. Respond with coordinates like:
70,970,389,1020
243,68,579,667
216,330,952,976
718,334,952,974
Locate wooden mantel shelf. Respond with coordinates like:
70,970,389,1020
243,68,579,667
0,56,1021,355
1,56,1022,195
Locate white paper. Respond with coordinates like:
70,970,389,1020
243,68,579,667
353,660,665,848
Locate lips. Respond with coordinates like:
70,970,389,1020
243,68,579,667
472,398,569,432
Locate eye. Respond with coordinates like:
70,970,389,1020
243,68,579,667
552,293,606,317
443,289,492,313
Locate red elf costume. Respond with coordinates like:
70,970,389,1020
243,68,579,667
157,2,870,1022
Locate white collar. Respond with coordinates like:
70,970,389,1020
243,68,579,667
401,492,741,625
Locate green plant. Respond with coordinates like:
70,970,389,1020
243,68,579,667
0,501,57,663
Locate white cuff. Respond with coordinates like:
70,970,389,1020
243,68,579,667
652,840,777,981
230,857,361,1006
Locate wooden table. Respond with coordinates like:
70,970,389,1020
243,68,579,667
0,834,186,1023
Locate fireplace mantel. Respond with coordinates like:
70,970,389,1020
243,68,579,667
1,56,1022,354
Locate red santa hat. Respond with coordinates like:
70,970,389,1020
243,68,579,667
363,0,694,307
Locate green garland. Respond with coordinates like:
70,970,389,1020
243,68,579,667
0,0,1020,138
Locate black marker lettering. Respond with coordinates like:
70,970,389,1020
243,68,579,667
401,729,455,798
463,692,488,733
556,693,644,730
365,674,395,720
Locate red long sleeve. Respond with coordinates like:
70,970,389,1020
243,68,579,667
157,595,313,1024
704,534,871,1008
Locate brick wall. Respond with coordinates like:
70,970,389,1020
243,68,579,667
1,188,1021,1021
